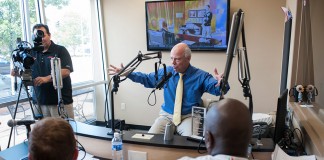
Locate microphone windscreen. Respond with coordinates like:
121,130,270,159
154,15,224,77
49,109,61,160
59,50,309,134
7,119,15,127
155,72,172,90
7,119,36,127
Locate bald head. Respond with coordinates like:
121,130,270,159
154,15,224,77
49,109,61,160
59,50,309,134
170,43,191,73
204,98,252,157
171,43,191,57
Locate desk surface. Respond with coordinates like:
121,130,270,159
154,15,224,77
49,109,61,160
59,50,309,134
70,121,202,150
289,102,324,158
0,142,28,160
0,121,275,160
71,121,275,152
73,121,274,160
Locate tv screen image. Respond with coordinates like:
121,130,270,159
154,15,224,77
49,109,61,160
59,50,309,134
145,0,230,51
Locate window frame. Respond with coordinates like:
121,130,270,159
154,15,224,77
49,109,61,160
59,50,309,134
0,0,109,121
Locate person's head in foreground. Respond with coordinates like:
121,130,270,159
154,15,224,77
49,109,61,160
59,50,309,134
28,117,78,160
204,98,252,157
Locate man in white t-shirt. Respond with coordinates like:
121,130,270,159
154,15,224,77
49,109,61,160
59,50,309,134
179,98,252,160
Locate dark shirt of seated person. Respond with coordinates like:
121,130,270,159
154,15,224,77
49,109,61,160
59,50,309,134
28,117,78,160
179,98,252,160
108,43,229,136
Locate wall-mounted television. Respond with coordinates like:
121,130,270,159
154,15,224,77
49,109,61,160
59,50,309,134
145,0,230,51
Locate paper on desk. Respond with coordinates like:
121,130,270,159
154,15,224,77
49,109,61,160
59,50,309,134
272,144,316,160
300,104,314,108
252,113,272,125
132,133,154,140
77,151,99,160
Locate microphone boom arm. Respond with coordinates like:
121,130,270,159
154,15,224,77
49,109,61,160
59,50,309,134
116,51,162,83
219,9,253,115
219,10,243,100
238,23,253,115
108,51,162,135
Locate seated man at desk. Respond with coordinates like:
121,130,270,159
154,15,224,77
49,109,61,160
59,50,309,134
28,117,78,160
179,98,252,160
109,42,229,136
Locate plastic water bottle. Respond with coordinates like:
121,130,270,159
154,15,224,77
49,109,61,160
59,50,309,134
111,132,123,160
247,143,252,160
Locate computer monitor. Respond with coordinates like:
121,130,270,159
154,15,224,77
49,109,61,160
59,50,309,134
273,88,288,144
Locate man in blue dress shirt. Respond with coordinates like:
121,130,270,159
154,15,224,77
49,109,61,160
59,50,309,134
109,43,229,136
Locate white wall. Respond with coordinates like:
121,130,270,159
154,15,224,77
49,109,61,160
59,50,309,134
101,0,285,126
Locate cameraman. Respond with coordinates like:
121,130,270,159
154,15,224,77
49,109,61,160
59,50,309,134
12,24,74,119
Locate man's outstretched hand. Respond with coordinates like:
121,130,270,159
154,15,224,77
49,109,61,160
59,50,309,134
214,68,224,87
108,63,124,75
108,63,135,77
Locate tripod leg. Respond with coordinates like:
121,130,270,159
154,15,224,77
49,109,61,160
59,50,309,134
31,84,44,119
7,82,23,148
23,82,40,120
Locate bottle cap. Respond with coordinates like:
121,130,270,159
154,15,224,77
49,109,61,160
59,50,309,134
114,132,119,137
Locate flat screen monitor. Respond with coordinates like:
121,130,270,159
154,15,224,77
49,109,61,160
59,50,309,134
273,89,288,144
145,0,230,51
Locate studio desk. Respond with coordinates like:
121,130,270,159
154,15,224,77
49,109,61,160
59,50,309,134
71,121,274,160
0,121,275,160
289,102,324,159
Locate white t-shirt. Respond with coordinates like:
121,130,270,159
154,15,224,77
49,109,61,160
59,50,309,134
178,154,249,160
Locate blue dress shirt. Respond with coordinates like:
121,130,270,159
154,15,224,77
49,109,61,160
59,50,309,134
127,65,230,115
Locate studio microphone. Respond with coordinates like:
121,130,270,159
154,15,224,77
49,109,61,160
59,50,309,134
155,72,172,90
7,119,36,127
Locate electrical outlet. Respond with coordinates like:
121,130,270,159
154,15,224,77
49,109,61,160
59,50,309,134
121,103,126,110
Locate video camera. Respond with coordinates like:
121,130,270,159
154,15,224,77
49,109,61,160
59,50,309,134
12,30,44,81
12,30,44,68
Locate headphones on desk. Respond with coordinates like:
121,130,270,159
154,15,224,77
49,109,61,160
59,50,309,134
289,84,318,103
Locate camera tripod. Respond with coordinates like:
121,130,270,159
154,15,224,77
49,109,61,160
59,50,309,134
7,79,41,148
